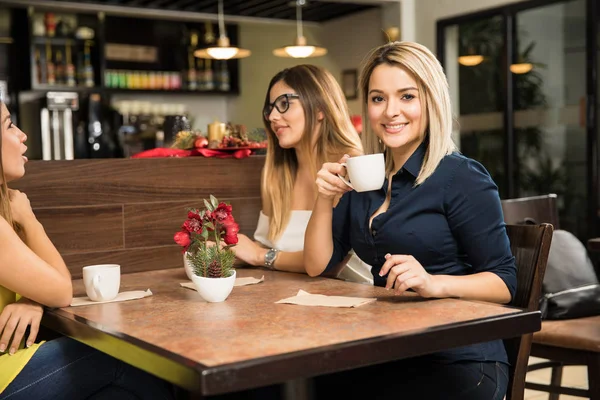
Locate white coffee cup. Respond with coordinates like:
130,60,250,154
338,153,386,192
83,264,121,302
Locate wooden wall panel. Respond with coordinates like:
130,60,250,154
35,206,124,253
12,157,265,208
123,198,261,248
11,157,265,277
63,246,183,279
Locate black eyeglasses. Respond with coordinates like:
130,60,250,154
263,93,300,119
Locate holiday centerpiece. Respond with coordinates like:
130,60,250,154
174,195,240,302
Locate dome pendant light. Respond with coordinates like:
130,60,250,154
457,46,484,67
273,0,327,58
194,0,250,60
510,63,533,74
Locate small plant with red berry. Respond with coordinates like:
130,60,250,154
173,195,239,278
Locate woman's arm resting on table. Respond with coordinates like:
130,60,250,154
10,189,71,281
233,233,306,273
380,255,511,303
0,217,72,308
432,272,512,303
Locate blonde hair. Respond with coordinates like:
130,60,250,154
0,102,15,230
359,41,456,185
262,65,362,241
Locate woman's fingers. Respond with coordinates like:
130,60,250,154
316,162,352,197
0,312,17,354
380,254,413,277
394,276,422,296
9,317,30,355
26,315,40,348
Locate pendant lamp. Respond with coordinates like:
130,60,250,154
273,0,327,58
194,0,251,60
458,46,484,67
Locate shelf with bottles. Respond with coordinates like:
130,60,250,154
32,39,98,90
104,61,236,95
102,17,239,96
28,10,102,91
180,23,238,94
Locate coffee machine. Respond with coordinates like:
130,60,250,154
40,91,80,160
20,91,122,160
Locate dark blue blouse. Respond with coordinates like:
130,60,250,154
324,141,517,364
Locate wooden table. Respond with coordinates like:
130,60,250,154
42,268,541,396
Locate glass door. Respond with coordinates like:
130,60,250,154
514,0,587,237
438,0,595,240
443,15,507,197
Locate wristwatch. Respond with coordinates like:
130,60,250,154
264,248,279,269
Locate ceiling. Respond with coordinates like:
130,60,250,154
48,0,378,22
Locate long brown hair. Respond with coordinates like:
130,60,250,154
0,101,15,230
262,65,362,241
359,41,456,185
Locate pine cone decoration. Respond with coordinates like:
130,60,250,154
208,259,222,278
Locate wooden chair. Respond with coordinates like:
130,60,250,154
502,194,560,229
505,223,554,400
502,194,600,400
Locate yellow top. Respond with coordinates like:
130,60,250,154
0,286,44,393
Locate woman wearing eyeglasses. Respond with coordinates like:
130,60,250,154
229,65,372,283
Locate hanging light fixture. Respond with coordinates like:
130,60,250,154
510,55,534,74
510,62,533,74
194,0,250,60
273,0,327,59
457,46,484,67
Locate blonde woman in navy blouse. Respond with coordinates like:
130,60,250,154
304,42,516,400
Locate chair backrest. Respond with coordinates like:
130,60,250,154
504,223,554,400
501,194,560,229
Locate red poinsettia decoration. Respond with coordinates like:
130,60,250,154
174,195,239,278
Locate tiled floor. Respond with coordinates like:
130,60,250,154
524,357,590,399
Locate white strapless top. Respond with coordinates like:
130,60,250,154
254,211,373,284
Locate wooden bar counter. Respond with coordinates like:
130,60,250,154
11,156,265,278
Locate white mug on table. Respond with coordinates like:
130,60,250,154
82,264,121,302
338,153,385,192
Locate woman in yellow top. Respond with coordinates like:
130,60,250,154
0,102,174,399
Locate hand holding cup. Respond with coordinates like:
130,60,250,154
315,155,354,200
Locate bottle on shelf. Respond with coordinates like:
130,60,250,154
218,60,230,92
187,54,197,91
65,41,76,87
55,50,65,85
196,58,206,91
187,32,198,91
204,59,214,91
35,47,46,85
83,42,94,87
46,42,56,85
44,13,56,38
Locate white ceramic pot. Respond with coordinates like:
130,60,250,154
191,270,236,303
183,252,194,280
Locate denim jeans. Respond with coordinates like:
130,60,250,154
314,357,509,400
0,337,174,400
